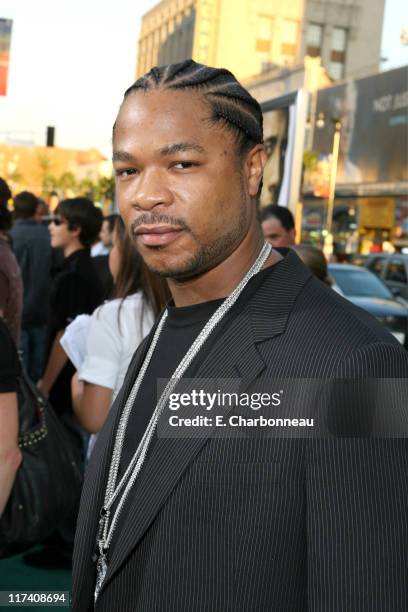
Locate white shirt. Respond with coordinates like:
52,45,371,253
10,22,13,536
79,292,154,456
91,242,110,257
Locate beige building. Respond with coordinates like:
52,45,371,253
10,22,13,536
137,0,385,83
300,0,385,81
0,144,110,196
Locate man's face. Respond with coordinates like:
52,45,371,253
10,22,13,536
113,88,259,279
100,220,113,248
49,215,77,250
262,216,295,248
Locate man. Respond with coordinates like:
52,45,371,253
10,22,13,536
39,198,104,415
10,191,52,381
261,203,296,247
73,61,408,611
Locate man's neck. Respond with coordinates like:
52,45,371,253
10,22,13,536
167,233,282,307
63,242,84,258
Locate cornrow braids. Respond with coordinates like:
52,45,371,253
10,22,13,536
123,59,263,157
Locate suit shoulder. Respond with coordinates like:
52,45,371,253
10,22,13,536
294,277,402,349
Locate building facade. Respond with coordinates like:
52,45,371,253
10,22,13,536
300,0,385,81
0,144,110,196
302,65,408,253
137,0,385,83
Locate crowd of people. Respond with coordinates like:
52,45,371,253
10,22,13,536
0,176,168,568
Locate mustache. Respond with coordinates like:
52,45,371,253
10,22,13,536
130,213,190,238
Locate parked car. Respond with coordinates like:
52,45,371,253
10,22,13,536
349,253,368,268
365,253,408,301
328,263,408,348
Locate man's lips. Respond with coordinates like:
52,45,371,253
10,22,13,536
134,225,185,246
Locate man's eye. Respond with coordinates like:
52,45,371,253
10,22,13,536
173,162,196,169
115,168,137,178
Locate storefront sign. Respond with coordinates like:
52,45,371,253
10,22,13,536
359,198,395,229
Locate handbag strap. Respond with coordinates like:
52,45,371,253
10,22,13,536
15,351,48,448
0,318,48,448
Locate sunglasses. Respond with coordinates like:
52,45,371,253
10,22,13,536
50,216,65,226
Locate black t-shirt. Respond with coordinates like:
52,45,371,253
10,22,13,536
48,248,104,415
119,296,224,477
92,255,114,300
108,263,278,553
48,248,104,343
0,317,18,393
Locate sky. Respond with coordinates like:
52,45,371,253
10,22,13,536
0,0,158,156
0,0,407,159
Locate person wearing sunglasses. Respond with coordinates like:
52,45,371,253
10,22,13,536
38,197,104,414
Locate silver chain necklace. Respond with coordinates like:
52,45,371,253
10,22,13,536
94,241,272,601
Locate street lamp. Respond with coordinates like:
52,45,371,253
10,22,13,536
316,112,342,258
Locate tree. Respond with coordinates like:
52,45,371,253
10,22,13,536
58,172,77,196
37,153,58,195
96,176,115,202
6,168,24,193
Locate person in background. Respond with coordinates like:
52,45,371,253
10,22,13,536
293,244,333,286
24,197,104,570
0,318,21,516
34,198,49,224
71,216,169,457
92,214,119,297
38,198,104,415
99,214,117,251
0,178,23,346
91,213,116,257
261,204,295,248
10,191,52,382
48,191,59,214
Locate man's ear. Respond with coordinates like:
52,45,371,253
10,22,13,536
245,144,267,198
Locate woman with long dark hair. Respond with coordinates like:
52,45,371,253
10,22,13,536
71,216,168,456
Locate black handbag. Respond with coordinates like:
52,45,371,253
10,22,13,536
0,354,83,558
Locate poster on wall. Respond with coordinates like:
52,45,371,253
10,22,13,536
260,90,307,210
311,66,408,185
0,18,13,96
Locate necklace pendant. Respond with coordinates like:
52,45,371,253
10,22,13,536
94,552,108,602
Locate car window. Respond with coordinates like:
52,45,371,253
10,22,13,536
368,257,385,276
385,259,407,284
329,268,393,299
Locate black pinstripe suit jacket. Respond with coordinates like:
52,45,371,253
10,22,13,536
72,250,408,611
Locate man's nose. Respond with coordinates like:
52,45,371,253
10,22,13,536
131,169,173,211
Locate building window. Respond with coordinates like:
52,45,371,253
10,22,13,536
305,23,323,57
281,19,298,61
329,27,347,80
256,15,273,54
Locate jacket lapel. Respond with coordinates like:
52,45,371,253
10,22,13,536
72,325,159,609
102,251,312,589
